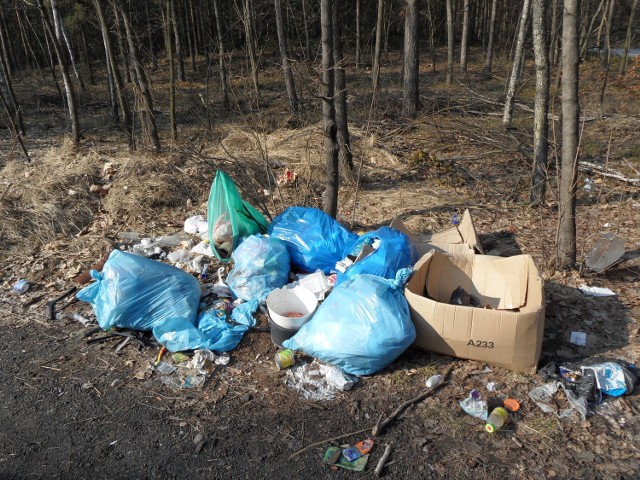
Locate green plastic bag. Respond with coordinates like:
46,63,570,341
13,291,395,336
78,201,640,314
207,170,269,261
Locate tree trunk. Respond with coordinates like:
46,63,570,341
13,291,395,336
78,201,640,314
188,0,198,71
243,0,260,106
80,27,95,86
460,0,470,72
446,0,454,84
579,0,604,60
212,0,229,109
320,0,339,218
50,0,85,91
333,0,353,175
598,0,615,119
483,0,498,75
36,0,80,145
502,0,532,126
274,0,298,115
372,0,384,106
113,8,131,83
0,56,25,135
549,0,559,66
402,0,420,117
167,0,177,140
94,0,133,148
355,0,361,69
530,0,550,206
41,16,65,103
619,0,638,75
301,0,311,61
171,0,186,81
0,10,12,75
145,1,158,68
426,0,436,72
116,0,161,151
557,0,580,269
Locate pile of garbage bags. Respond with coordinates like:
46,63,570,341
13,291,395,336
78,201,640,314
77,170,419,377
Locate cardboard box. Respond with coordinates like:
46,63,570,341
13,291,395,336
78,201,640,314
390,209,484,257
404,251,545,373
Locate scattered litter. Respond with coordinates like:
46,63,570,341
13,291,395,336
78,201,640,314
322,446,369,471
191,241,215,257
13,279,29,294
459,389,488,420
72,313,93,326
426,374,442,388
570,331,587,346
484,407,508,433
285,361,358,401
211,267,232,298
184,215,208,235
578,285,616,297
274,349,296,370
528,382,587,421
581,362,638,397
342,438,374,462
277,167,297,187
584,233,625,273
449,285,482,307
583,177,593,191
167,249,191,265
486,381,497,391
155,361,177,375
503,398,520,412
284,270,330,301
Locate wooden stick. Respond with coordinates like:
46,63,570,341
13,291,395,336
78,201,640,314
289,426,374,459
578,160,639,184
374,444,393,477
372,364,454,437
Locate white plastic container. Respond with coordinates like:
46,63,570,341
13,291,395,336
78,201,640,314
266,286,318,330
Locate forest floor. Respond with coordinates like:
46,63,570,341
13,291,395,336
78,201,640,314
1,48,640,479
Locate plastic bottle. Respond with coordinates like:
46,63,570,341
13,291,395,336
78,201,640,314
484,407,508,433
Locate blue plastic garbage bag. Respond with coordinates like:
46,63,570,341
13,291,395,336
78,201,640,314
77,250,201,331
283,269,416,375
268,207,358,274
226,235,290,301
153,299,258,352
337,226,418,286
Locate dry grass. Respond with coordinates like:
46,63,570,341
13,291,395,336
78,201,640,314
0,141,101,258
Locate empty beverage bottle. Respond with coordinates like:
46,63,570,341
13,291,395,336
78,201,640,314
484,407,508,433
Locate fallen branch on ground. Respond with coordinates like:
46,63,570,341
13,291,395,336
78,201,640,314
372,364,455,437
374,444,393,477
578,160,639,184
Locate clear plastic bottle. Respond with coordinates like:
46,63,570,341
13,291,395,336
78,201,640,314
484,407,508,433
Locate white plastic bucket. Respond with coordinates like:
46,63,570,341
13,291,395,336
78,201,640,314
266,286,318,330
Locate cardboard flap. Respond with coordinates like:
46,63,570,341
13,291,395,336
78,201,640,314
389,209,483,254
471,255,528,309
424,251,529,310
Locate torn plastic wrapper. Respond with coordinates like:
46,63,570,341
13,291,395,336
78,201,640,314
528,381,588,421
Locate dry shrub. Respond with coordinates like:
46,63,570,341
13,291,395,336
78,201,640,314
0,142,101,256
